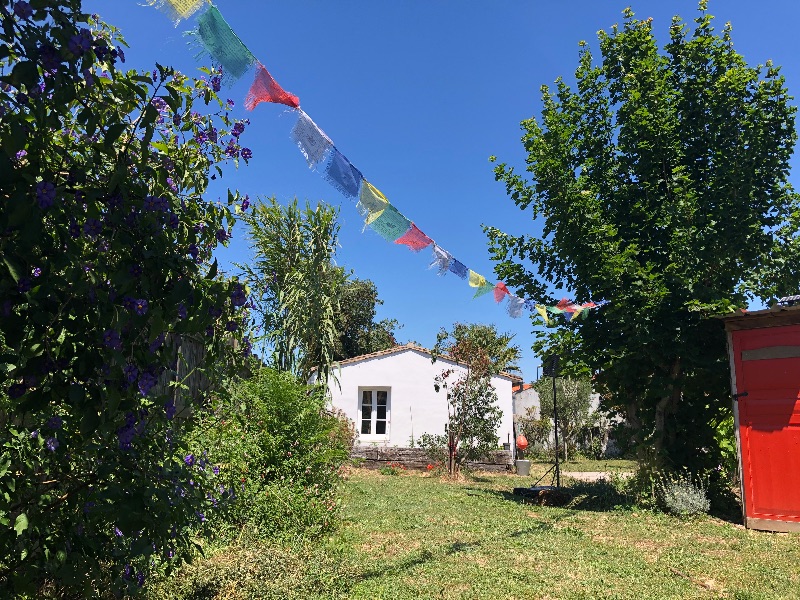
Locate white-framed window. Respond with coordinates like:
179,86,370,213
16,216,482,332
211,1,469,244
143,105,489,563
359,388,390,438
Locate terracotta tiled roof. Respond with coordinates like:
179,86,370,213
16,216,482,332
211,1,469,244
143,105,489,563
336,343,523,381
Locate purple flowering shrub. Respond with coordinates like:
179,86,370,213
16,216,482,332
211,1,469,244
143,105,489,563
0,2,253,594
193,367,356,539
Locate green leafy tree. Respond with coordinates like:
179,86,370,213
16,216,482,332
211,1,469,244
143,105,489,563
423,323,521,475
485,2,800,473
334,277,400,361
0,1,251,593
239,198,345,385
533,376,593,461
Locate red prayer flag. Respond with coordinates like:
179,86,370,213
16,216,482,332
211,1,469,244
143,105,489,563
493,282,510,303
245,63,300,110
394,223,433,252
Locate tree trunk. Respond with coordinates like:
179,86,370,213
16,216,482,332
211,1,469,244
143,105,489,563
653,357,682,460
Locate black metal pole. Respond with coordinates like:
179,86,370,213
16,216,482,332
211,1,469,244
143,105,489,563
552,373,561,488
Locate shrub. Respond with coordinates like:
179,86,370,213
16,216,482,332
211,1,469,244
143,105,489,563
656,471,710,518
0,3,251,594
378,462,406,476
194,367,356,539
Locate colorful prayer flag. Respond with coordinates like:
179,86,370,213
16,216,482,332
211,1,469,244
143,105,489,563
429,244,453,276
291,109,333,168
468,270,487,288
507,296,525,318
535,304,550,325
493,282,510,303
395,223,433,252
368,205,411,242
448,259,468,280
358,181,389,218
193,6,256,86
245,63,299,110
323,148,363,198
147,0,206,24
473,283,495,299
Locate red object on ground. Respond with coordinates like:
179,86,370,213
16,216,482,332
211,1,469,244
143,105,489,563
724,308,800,533
515,435,528,451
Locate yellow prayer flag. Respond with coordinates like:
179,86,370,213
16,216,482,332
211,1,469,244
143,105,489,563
468,270,487,288
358,181,389,218
148,0,207,21
535,304,550,325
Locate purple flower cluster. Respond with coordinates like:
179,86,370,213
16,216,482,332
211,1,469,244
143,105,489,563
240,195,250,211
68,28,93,57
215,228,229,243
138,372,157,396
241,148,253,161
143,195,168,212
230,284,246,307
123,363,138,385
46,416,63,430
102,329,122,350
13,1,33,19
36,181,56,209
83,218,102,237
46,437,59,452
177,303,187,319
117,410,147,450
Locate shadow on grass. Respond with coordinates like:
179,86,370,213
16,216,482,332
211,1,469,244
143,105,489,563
359,548,436,581
470,479,637,513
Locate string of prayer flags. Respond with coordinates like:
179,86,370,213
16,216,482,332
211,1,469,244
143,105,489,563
147,0,207,24
395,223,433,252
245,63,300,110
192,5,256,85
507,296,526,318
144,0,611,322
448,259,469,280
493,282,510,303
429,244,453,275
368,205,411,242
291,110,333,169
323,148,363,199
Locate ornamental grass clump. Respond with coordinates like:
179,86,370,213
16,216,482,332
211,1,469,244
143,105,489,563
656,471,710,518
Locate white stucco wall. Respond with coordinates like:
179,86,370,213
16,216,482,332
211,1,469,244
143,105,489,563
327,348,515,448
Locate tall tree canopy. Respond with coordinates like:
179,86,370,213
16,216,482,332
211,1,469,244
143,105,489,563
485,2,800,471
333,277,400,361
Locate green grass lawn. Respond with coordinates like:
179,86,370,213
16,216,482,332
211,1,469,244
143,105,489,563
151,465,800,600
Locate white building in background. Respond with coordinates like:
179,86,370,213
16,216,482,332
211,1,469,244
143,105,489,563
323,344,520,448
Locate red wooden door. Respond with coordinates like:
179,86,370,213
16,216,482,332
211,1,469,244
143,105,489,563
732,325,800,525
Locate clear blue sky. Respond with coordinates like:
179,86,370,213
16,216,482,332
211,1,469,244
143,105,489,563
84,0,800,381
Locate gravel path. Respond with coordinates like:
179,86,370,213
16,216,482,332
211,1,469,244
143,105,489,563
561,471,633,482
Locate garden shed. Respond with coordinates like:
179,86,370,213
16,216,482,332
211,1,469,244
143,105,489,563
723,303,800,532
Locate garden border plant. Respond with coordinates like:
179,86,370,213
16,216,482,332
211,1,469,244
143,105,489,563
0,1,255,594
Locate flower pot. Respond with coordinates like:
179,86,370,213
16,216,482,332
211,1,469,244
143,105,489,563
515,459,531,477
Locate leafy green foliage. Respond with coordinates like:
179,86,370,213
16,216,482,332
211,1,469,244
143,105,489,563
194,367,356,539
485,2,800,475
0,1,252,593
533,376,593,460
426,323,520,475
334,277,400,361
239,198,344,385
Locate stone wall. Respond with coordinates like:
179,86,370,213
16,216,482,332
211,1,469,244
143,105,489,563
352,446,512,472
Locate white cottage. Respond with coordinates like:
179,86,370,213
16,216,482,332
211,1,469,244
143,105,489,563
325,344,519,448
